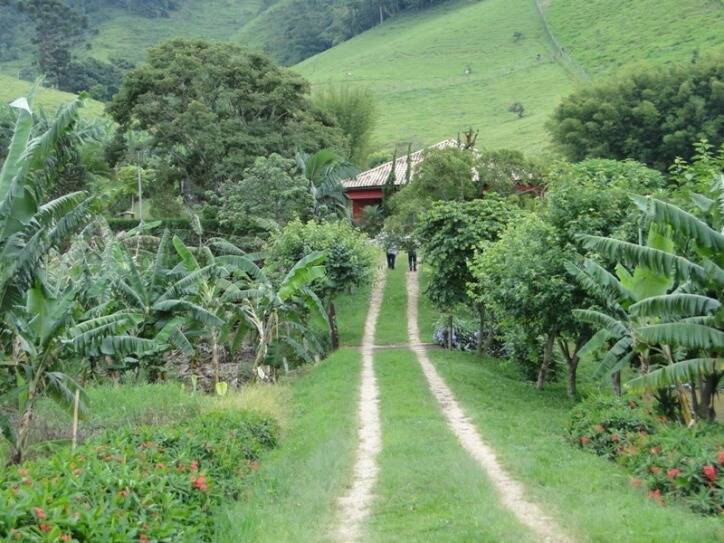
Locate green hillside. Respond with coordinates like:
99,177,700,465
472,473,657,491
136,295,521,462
545,0,724,76
296,0,724,154
0,75,105,118
86,0,275,66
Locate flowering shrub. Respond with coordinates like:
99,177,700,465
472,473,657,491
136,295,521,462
569,396,723,515
0,411,278,541
433,317,479,351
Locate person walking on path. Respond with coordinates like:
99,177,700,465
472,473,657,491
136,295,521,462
408,248,417,272
403,235,418,272
386,243,398,270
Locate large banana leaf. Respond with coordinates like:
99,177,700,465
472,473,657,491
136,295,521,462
572,309,628,337
638,323,724,350
632,195,724,253
626,358,724,394
593,336,634,379
578,235,705,283
279,251,326,302
630,294,720,318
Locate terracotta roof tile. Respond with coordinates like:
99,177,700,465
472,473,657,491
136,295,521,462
342,139,462,190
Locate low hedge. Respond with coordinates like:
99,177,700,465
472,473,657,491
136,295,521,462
569,396,723,515
0,411,278,541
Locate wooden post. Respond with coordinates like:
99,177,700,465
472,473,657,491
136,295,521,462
71,389,80,451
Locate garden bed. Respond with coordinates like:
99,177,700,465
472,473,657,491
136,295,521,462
569,396,723,515
0,410,278,541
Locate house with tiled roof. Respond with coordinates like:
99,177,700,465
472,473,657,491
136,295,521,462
343,139,462,221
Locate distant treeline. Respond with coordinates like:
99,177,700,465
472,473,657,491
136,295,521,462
264,0,450,65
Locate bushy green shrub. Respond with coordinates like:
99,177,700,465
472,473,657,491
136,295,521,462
569,396,723,515
0,411,278,541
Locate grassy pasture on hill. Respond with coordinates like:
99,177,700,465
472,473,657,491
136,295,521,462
296,0,724,153
87,0,275,66
545,0,724,76
296,0,576,154
0,75,105,117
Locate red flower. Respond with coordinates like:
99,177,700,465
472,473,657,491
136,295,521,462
703,464,717,482
717,451,724,465
611,434,621,443
650,465,661,475
39,524,51,533
580,436,590,446
648,489,664,505
191,474,208,492
61,534,72,542
34,507,47,520
630,477,642,488
139,535,149,543
666,468,681,479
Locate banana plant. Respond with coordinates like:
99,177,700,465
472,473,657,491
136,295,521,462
220,250,329,378
170,234,229,386
572,182,723,420
0,90,92,313
0,283,138,464
100,229,224,380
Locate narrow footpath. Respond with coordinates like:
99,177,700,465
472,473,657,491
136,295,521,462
333,268,385,542
405,271,573,543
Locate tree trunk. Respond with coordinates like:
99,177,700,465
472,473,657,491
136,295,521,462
447,314,454,350
11,401,33,465
211,330,220,386
567,361,578,399
477,305,485,356
612,371,622,396
328,301,339,350
694,375,718,421
536,332,555,390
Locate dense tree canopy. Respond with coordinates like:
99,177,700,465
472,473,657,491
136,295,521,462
108,39,346,202
544,159,665,246
208,154,313,235
547,57,723,171
385,147,476,238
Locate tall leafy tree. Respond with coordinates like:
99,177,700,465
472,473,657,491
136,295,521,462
108,39,346,201
18,0,88,88
417,198,519,351
547,57,723,171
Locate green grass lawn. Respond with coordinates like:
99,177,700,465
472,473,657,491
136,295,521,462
417,264,439,343
0,75,106,118
428,350,724,542
545,0,724,77
296,0,576,154
369,348,537,542
333,257,381,346
375,257,409,345
0,382,200,460
215,348,362,543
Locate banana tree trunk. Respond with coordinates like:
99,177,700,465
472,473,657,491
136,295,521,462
612,371,622,395
211,330,220,386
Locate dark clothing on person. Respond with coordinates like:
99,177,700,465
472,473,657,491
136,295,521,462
408,251,417,272
386,252,397,269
